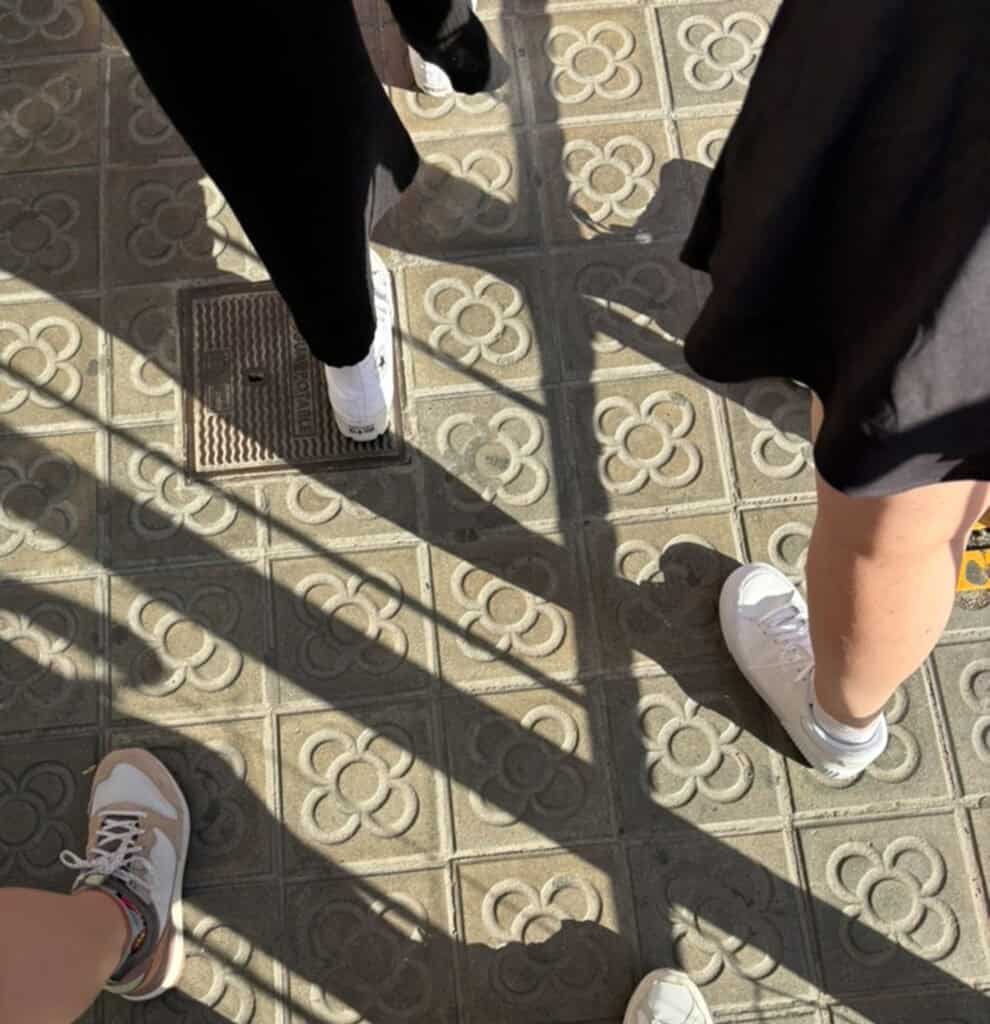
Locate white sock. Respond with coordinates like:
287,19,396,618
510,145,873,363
812,695,880,746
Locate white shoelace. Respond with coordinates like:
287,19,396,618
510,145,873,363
757,603,814,679
60,813,155,904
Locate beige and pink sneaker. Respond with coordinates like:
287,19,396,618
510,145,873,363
60,749,190,1001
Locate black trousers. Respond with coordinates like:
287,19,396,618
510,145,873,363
98,1,475,367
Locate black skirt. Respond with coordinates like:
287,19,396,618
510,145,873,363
681,0,990,498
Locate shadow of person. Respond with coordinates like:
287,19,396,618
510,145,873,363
563,158,712,247
287,915,638,1024
127,902,636,1024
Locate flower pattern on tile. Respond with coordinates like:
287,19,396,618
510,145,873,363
959,658,990,764
0,71,82,160
284,474,398,526
816,687,920,789
298,725,419,845
482,875,605,1004
826,837,959,964
468,705,584,826
452,557,565,663
294,570,408,678
126,177,227,268
438,408,549,509
677,12,769,93
743,382,813,479
0,190,79,279
545,22,640,105
155,741,247,858
404,89,499,122
424,274,530,368
0,0,83,45
0,315,81,412
615,535,722,639
419,150,517,240
576,261,677,353
126,444,237,540
120,299,178,400
126,69,175,148
767,520,811,583
162,916,256,1022
664,860,782,984
694,127,729,167
596,391,702,494
637,694,753,808
0,760,74,878
126,585,244,698
0,452,78,557
305,892,433,1022
563,135,655,227
0,602,77,712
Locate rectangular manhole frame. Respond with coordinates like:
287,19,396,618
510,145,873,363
178,280,407,482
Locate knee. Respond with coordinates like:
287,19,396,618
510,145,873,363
814,489,976,564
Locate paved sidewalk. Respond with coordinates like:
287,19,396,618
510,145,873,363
0,2,988,1022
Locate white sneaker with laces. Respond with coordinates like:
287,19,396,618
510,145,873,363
60,749,191,1001
324,248,395,442
719,563,888,779
409,0,478,96
623,970,713,1024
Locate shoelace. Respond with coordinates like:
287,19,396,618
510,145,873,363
757,603,814,678
60,813,155,904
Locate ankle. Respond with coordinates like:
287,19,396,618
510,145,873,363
71,889,134,976
811,692,881,745
812,691,881,729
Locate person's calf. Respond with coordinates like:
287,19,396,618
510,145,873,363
806,477,988,727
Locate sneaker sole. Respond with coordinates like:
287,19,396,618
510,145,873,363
127,779,192,1001
334,406,391,443
718,570,878,781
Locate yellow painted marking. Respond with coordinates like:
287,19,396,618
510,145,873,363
958,549,990,593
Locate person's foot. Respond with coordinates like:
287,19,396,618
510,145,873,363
719,563,888,779
60,749,190,1001
623,970,713,1024
324,248,395,443
408,2,489,97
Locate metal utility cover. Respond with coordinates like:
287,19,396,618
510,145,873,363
179,282,403,478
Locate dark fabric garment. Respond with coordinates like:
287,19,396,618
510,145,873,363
97,0,485,367
681,0,990,497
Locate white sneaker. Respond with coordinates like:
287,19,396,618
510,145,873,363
61,749,191,1001
719,563,888,779
409,0,478,96
325,248,395,442
624,970,713,1024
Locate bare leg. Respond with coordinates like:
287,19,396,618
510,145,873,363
807,395,990,725
0,889,127,1024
